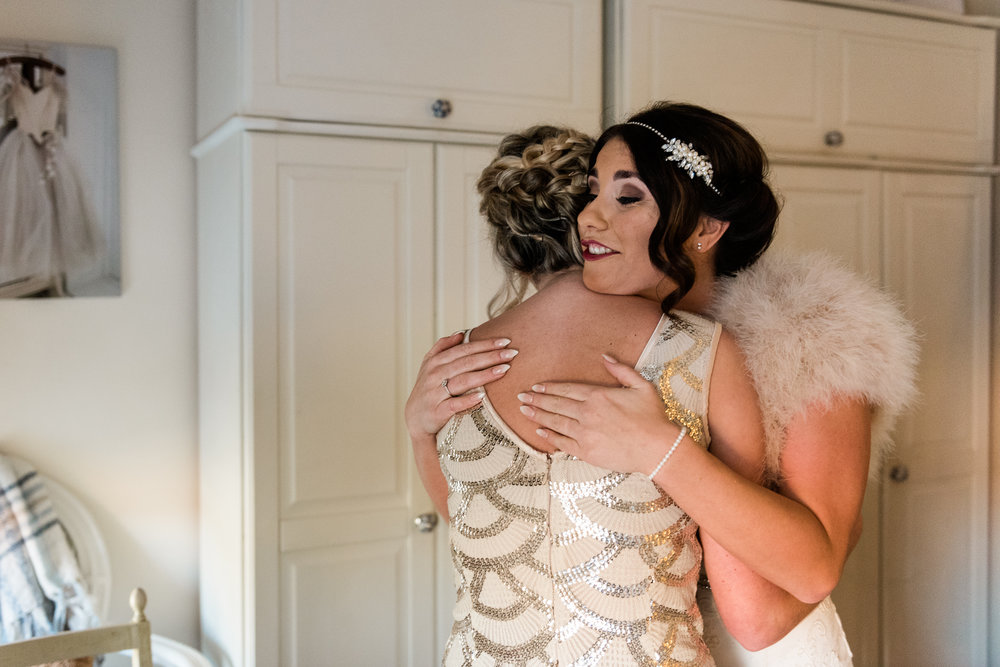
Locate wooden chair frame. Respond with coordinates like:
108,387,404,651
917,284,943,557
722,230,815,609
0,588,152,667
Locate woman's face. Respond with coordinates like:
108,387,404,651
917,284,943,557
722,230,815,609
578,137,672,301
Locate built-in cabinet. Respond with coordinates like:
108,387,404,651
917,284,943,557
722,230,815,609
195,3,598,665
197,0,602,138
197,1,996,665
196,129,505,667
767,165,992,665
609,0,996,164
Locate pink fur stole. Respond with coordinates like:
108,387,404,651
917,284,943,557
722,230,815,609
710,251,919,484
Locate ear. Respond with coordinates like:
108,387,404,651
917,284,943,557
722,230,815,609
692,215,730,253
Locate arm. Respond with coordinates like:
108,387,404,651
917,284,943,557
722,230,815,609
518,338,868,605
405,331,517,521
702,396,870,649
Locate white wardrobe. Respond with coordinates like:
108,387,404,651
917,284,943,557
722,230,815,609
609,1,996,664
195,1,997,665
194,2,601,666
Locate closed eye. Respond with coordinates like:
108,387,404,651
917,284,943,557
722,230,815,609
617,196,641,205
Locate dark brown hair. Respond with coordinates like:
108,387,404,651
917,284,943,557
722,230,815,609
593,102,779,313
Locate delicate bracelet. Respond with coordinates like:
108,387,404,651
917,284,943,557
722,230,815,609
647,425,687,479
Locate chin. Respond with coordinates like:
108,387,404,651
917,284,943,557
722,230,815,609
581,270,611,295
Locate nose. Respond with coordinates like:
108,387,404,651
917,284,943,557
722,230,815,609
578,197,607,233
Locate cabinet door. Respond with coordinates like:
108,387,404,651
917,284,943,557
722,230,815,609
769,165,882,277
436,144,506,336
767,164,882,664
614,0,995,164
615,0,828,153
244,0,601,134
881,173,990,666
249,133,438,666
834,13,995,164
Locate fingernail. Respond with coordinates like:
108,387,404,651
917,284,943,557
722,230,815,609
450,330,464,337
500,349,519,360
475,387,486,397
535,428,548,438
601,354,617,363
493,364,511,375
519,405,535,417
495,338,512,347
531,384,545,393
517,392,531,403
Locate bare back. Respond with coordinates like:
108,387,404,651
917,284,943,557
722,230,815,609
470,269,663,452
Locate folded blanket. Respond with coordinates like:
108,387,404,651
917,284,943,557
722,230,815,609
0,454,98,642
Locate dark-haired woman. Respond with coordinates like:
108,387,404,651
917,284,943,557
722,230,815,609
409,123,766,665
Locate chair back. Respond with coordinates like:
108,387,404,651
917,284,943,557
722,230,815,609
0,588,152,667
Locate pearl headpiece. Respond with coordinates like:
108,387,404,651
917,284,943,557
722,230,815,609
626,122,721,195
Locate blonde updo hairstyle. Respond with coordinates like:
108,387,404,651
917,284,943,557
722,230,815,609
477,126,594,316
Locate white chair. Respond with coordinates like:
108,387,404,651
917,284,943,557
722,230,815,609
0,588,153,667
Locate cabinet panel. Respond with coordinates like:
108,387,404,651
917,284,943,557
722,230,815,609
837,19,995,163
436,144,505,335
272,137,434,517
765,164,882,664
281,542,408,666
881,173,990,666
239,0,601,134
768,165,881,278
615,0,995,164
619,0,826,151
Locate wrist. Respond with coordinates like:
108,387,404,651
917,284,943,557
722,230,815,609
647,425,688,479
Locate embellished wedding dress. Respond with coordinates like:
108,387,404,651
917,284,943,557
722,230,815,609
438,312,721,666
0,64,100,286
697,251,919,666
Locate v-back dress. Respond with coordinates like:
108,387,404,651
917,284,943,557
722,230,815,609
438,312,721,666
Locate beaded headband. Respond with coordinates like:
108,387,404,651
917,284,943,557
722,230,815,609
625,121,721,195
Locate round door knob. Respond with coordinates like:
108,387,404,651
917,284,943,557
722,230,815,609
824,130,844,147
889,464,910,483
431,98,453,119
414,512,439,533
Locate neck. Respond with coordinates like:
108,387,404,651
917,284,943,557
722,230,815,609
674,271,717,315
531,267,581,291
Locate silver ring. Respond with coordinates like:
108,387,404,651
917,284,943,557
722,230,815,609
441,377,454,397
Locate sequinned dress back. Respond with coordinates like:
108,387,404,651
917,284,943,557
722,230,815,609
438,312,721,666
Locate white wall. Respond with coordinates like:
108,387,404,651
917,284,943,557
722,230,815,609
0,0,199,647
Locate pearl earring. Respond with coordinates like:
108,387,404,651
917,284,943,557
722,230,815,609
697,242,703,251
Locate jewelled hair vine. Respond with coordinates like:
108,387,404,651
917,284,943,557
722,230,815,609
625,121,721,195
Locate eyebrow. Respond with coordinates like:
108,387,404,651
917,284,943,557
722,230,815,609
588,168,641,180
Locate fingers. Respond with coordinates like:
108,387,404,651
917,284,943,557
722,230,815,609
428,335,513,369
533,427,580,455
518,398,581,440
601,354,648,387
522,381,595,402
441,363,511,397
422,331,466,362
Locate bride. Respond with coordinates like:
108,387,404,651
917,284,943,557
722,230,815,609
408,102,918,665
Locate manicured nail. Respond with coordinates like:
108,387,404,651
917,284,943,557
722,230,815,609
535,428,548,438
493,364,511,375
517,392,532,403
519,405,535,417
500,349,519,360
450,330,464,337
531,384,545,393
475,387,486,397
495,338,512,347
601,354,618,364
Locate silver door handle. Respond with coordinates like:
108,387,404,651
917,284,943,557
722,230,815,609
414,512,439,533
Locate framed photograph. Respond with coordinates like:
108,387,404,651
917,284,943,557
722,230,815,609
0,40,120,298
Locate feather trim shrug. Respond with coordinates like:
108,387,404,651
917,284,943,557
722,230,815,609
710,251,919,484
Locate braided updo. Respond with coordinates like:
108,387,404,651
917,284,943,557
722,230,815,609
477,126,594,316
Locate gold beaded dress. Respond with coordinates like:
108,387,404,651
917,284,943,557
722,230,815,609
438,312,720,666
